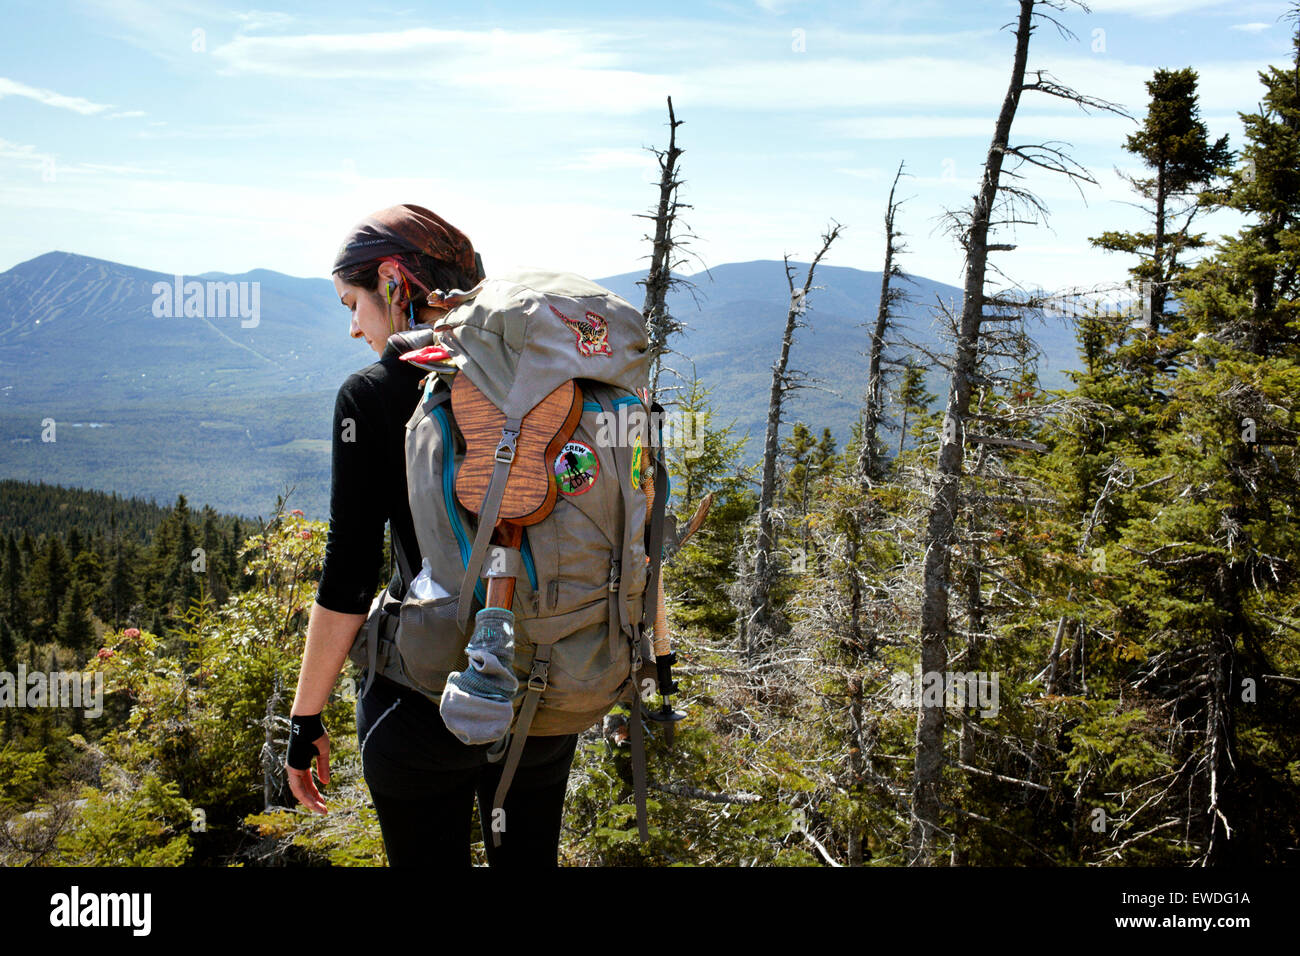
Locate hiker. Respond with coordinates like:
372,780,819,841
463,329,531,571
284,203,581,867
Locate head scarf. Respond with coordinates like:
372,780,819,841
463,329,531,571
331,203,479,285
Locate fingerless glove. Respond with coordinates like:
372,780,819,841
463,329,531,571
287,712,325,770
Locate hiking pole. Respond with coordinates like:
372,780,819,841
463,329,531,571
643,465,687,742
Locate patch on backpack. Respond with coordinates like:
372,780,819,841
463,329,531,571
550,304,612,358
554,440,599,495
631,433,643,487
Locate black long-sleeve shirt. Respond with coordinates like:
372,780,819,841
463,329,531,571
315,347,425,614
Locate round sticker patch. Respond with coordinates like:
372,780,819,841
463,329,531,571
631,433,644,487
554,440,599,496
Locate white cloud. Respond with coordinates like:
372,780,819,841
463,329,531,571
187,18,1279,123
209,27,620,78
0,139,168,180
0,77,114,115
1084,0,1240,17
1230,22,1272,31
0,138,50,167
233,10,294,31
106,110,147,119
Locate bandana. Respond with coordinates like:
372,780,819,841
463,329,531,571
332,203,479,283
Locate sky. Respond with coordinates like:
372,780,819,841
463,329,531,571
1,0,1296,303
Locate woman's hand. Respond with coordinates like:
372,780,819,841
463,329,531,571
286,602,367,814
286,712,331,814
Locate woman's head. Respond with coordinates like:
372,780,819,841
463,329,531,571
331,203,481,355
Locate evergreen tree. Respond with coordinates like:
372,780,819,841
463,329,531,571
1089,67,1231,334
779,422,818,527
72,549,104,600
65,528,84,563
0,616,15,671
225,518,247,595
199,510,227,606
171,495,200,613
895,360,934,457
3,536,24,645
103,548,137,631
26,536,69,627
56,580,95,660
1192,27,1300,355
664,378,756,631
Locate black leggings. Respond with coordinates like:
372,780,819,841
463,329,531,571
357,674,579,867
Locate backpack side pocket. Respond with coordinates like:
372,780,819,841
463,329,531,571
394,593,469,697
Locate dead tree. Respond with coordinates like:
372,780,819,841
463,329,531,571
636,96,702,403
741,223,843,660
858,160,913,486
909,0,1127,866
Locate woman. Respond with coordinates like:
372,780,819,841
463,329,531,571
285,203,580,867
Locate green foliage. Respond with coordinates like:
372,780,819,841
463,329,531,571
0,742,47,810
55,775,193,867
564,712,817,867
664,378,757,631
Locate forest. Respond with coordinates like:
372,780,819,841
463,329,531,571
1,0,1298,867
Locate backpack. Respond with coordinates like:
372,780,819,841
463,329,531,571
348,269,670,844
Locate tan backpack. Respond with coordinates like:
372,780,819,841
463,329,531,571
349,270,669,843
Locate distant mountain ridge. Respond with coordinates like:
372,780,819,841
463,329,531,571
0,251,1085,518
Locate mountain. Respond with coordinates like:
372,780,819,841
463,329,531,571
599,259,1081,453
0,251,357,406
0,252,1085,518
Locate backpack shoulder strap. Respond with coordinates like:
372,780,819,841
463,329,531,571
395,383,453,592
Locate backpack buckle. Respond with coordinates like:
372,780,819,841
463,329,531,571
494,428,518,464
608,560,621,592
527,659,549,693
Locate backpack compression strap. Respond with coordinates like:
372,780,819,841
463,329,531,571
455,416,522,635
487,641,552,848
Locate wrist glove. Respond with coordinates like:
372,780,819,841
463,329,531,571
287,712,326,770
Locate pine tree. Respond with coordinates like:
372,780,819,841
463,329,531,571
103,548,137,631
203,510,228,606
0,616,15,671
226,518,246,594
779,422,818,544
19,532,35,572
172,496,200,613
26,536,69,627
2,535,24,645
664,378,756,632
72,549,104,602
1192,20,1300,355
56,580,95,660
65,528,84,562
1089,67,1231,334
895,361,934,457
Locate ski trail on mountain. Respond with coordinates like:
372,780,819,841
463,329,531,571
199,315,276,366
